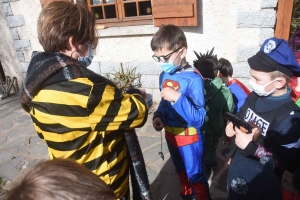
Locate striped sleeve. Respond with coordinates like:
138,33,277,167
87,82,148,131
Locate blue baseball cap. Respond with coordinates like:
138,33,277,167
248,37,300,77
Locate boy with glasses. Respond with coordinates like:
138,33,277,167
151,25,210,200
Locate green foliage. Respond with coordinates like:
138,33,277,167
109,63,142,94
290,0,300,35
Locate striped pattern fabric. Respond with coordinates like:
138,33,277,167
29,77,148,199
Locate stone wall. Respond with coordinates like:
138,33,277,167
1,0,278,101
0,0,24,88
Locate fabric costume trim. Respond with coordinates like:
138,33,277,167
165,126,199,148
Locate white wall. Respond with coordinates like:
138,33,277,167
0,2,23,88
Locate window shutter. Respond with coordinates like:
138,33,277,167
39,0,73,8
151,0,197,27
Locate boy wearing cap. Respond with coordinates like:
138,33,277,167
226,37,300,200
151,25,210,200
193,50,235,169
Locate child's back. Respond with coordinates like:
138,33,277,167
218,58,250,113
194,49,235,165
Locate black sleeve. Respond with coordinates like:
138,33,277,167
264,112,300,172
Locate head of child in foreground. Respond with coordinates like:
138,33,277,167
38,0,97,65
151,25,188,73
5,159,115,200
247,37,300,97
193,48,218,79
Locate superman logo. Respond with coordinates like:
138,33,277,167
162,79,181,91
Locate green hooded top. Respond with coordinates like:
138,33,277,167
203,77,235,137
296,98,300,107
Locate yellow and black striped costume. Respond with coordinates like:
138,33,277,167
22,52,148,199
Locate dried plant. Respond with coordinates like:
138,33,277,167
109,63,142,94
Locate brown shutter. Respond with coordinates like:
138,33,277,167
39,0,73,8
152,0,197,27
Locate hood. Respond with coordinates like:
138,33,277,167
204,77,224,100
21,51,84,112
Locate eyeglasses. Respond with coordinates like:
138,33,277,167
152,47,182,63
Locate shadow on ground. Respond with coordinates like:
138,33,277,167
149,138,230,200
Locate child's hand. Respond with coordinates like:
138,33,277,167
226,122,236,137
153,117,164,131
161,87,181,103
235,127,257,150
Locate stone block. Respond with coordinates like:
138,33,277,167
19,62,29,73
2,3,12,16
232,62,251,78
6,15,25,28
6,137,27,152
260,28,274,45
237,47,258,62
87,61,100,74
29,136,43,144
140,74,159,89
1,112,19,123
261,0,278,8
100,62,121,74
29,144,48,157
0,150,14,165
16,51,24,62
152,89,161,102
131,62,161,75
237,10,276,28
7,125,23,141
0,155,25,181
14,40,31,51
98,25,158,38
100,62,161,75
9,28,19,40
1,0,19,2
15,114,31,123
0,121,13,131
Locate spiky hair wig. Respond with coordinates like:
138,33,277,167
193,48,218,79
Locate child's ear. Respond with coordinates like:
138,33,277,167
180,47,187,58
275,78,287,89
67,36,79,52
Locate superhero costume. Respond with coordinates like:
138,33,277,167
153,64,210,200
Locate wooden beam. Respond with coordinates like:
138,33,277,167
274,0,295,40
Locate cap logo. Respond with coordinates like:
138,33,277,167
263,40,276,54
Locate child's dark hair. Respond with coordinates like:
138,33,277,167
151,25,187,51
218,58,233,77
193,48,218,79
